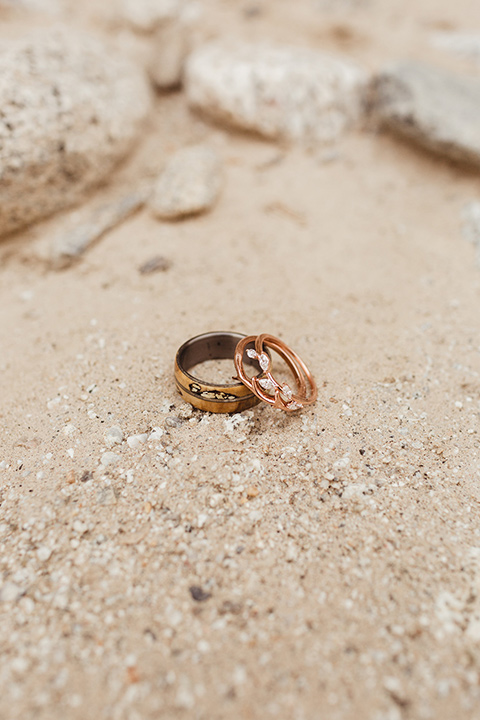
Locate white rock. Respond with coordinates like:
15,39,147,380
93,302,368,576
150,144,222,219
342,483,369,500
104,426,124,448
149,16,191,89
100,451,121,467
0,29,151,237
373,61,480,167
0,581,24,603
185,41,368,144
96,487,117,505
127,433,148,449
462,201,480,268
197,513,208,529
1,0,62,12
36,546,52,562
148,427,164,441
118,0,185,32
431,31,480,65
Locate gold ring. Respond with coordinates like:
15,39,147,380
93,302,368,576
174,331,265,413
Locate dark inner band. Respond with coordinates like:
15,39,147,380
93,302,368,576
177,332,260,386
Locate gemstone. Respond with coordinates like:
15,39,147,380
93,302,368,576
258,377,276,392
288,400,303,410
258,353,270,372
246,348,258,359
281,383,293,401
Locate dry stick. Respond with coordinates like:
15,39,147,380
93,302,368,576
50,186,151,270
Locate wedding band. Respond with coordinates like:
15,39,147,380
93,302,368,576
234,334,317,412
175,331,264,413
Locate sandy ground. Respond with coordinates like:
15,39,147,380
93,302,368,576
2,1,480,718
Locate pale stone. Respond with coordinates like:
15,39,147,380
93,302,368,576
431,31,480,65
149,17,191,89
118,0,185,32
462,201,480,267
0,581,23,603
150,144,222,219
372,61,480,167
0,29,151,238
104,426,124,448
127,434,148,449
100,452,120,467
185,40,368,144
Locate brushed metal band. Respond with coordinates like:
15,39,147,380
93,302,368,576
174,332,263,413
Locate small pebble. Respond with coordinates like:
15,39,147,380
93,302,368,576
164,416,183,429
100,452,120,467
0,582,24,603
138,256,172,275
36,546,52,562
189,586,212,602
150,144,223,220
97,487,117,506
127,434,148,449
104,426,124,448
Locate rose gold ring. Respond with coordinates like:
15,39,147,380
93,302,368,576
234,334,317,412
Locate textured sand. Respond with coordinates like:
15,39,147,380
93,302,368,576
1,1,480,718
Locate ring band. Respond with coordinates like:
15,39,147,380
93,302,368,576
234,334,317,412
174,331,264,413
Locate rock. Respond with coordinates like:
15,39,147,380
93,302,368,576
104,426,124,448
96,487,117,505
126,434,148,449
185,41,367,144
431,32,480,66
100,452,121,467
36,546,52,562
372,61,480,167
138,255,172,274
118,0,186,32
0,29,151,238
0,0,61,12
461,201,480,267
149,17,191,89
0,581,24,603
150,144,222,219
51,188,150,269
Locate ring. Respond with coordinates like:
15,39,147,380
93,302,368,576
234,334,317,412
175,331,266,413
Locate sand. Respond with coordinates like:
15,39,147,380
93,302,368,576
1,0,480,718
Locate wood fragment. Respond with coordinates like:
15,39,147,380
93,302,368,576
50,187,150,269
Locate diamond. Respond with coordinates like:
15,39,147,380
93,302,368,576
258,353,270,372
246,348,258,360
258,377,276,392
280,383,293,401
288,400,303,410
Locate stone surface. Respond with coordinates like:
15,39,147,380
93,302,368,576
185,41,367,144
149,17,191,89
150,144,222,219
461,201,480,267
104,426,124,448
431,32,480,65
0,29,151,238
372,61,480,166
138,255,171,274
118,0,186,32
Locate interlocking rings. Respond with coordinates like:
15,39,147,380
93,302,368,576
234,334,317,412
